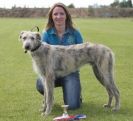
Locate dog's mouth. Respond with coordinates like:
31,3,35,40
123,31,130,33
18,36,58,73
24,45,31,53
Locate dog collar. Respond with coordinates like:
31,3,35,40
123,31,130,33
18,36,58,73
31,43,41,52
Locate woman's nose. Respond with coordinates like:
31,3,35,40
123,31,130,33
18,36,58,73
56,14,61,18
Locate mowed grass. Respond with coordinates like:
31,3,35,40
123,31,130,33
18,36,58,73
0,18,133,121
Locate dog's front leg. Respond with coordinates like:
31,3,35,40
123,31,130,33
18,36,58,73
42,73,55,116
38,77,47,112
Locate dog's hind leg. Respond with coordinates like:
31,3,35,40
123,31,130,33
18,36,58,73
103,77,120,111
104,87,113,108
92,52,120,111
104,52,120,111
92,64,113,109
113,87,120,111
106,82,120,111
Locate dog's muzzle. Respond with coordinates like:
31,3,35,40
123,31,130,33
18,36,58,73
24,44,31,53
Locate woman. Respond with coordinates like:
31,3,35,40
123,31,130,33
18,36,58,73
36,2,83,109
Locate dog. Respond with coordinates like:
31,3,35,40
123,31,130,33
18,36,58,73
19,31,120,115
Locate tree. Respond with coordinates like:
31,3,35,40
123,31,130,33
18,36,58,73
110,0,119,7
67,3,75,8
119,0,127,7
127,0,133,7
110,0,133,8
119,0,133,8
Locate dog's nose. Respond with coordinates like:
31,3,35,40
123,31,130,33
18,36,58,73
25,45,30,50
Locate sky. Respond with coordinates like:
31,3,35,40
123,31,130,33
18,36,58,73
0,0,126,8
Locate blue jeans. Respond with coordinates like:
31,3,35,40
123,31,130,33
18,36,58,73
36,71,82,110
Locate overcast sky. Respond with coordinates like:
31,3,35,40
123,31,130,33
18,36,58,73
0,0,129,8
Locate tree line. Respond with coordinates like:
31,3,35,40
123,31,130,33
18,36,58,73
111,0,133,8
67,0,133,8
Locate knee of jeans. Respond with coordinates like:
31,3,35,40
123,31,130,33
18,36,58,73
36,79,44,95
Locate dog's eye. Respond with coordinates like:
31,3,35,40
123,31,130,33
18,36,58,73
30,37,35,41
23,37,27,40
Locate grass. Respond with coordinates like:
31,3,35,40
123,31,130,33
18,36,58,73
0,18,133,121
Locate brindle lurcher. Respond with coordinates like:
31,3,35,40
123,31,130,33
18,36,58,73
19,31,120,115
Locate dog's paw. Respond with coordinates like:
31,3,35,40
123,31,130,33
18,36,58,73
40,107,52,116
112,107,120,112
39,107,45,112
39,104,46,112
41,112,48,117
44,110,51,115
41,111,50,116
41,112,46,116
103,104,112,108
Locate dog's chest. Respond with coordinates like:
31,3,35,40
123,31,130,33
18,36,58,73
32,58,46,76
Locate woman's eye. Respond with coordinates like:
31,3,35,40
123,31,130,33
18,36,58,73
53,13,58,16
53,12,65,16
60,12,65,15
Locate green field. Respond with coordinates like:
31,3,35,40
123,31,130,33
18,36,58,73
0,18,133,121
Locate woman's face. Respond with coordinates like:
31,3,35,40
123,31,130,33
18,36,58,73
52,6,66,27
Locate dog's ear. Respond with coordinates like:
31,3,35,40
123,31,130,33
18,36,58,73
19,31,25,40
36,33,41,40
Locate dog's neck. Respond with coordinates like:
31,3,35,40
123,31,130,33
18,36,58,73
30,42,42,53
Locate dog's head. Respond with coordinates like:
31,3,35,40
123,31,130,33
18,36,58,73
19,31,41,53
